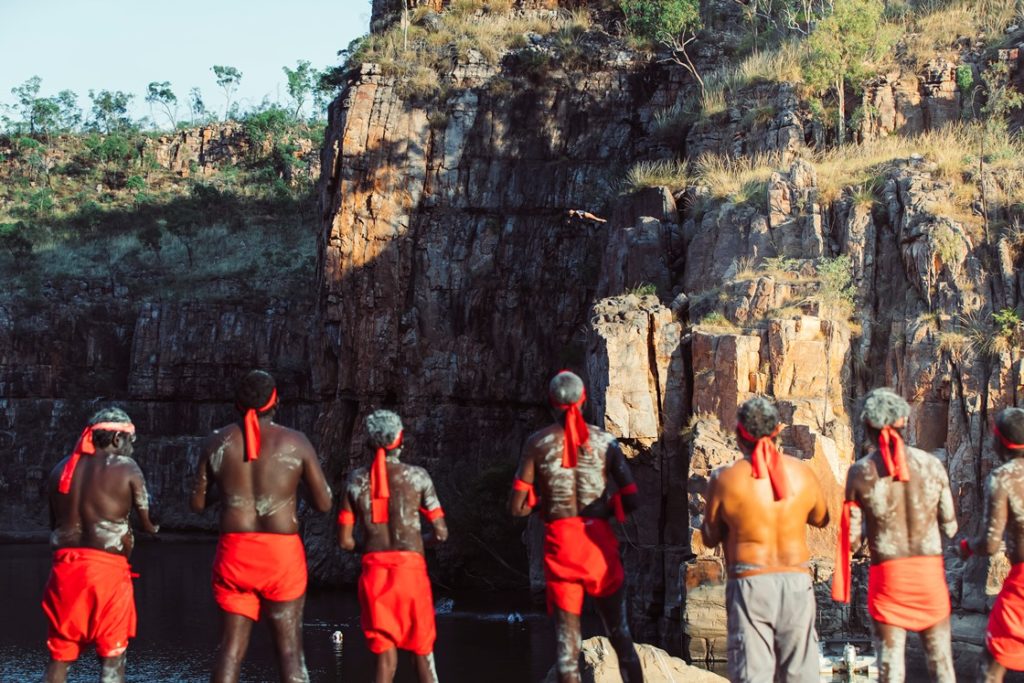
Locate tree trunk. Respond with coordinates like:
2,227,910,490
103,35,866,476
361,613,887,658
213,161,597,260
837,76,846,144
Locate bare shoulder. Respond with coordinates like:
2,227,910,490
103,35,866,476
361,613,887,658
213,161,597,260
525,425,558,449
587,426,618,450
402,463,434,487
346,466,369,492
783,454,818,479
993,459,1024,485
203,424,239,450
907,446,946,478
713,457,750,483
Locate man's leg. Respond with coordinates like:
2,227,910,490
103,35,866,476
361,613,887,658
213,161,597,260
978,648,1008,683
919,617,955,683
44,660,71,683
594,588,643,682
726,577,776,683
375,647,398,683
99,652,127,683
264,595,310,683
212,612,255,683
411,652,439,683
874,621,907,683
554,607,582,683
772,574,819,683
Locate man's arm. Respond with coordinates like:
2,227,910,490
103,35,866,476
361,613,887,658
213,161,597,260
700,469,727,548
607,441,639,516
966,472,1007,557
298,434,333,513
806,464,830,529
130,465,159,534
508,439,537,518
337,483,356,552
420,474,448,544
935,463,958,539
189,433,217,513
844,465,863,550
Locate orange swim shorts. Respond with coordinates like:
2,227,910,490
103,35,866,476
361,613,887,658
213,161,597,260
212,532,307,621
41,547,137,661
358,551,437,655
988,562,1024,671
868,555,951,631
543,516,625,615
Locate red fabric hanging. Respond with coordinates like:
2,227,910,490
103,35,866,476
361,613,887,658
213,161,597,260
832,500,860,603
737,423,788,500
878,425,909,481
58,422,136,494
371,432,403,524
241,388,278,462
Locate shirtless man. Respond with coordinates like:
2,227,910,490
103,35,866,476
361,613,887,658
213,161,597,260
833,388,957,683
190,370,332,683
41,406,159,683
509,371,643,683
337,409,447,683
959,407,1024,681
703,397,829,682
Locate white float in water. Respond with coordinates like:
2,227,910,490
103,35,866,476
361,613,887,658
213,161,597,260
331,631,344,645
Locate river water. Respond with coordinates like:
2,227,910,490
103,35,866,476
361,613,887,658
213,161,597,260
0,541,560,682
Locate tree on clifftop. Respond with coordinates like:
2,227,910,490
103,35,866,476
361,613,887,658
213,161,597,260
802,0,889,144
283,60,315,119
145,81,178,130
618,0,705,104
87,89,135,134
211,65,242,121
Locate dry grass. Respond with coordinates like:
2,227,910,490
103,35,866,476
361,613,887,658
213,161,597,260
695,153,777,207
624,159,688,192
902,0,1019,67
699,41,805,117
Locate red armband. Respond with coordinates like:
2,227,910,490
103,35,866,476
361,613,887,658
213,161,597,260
611,483,639,522
420,506,445,522
337,509,356,526
512,478,537,508
960,539,974,558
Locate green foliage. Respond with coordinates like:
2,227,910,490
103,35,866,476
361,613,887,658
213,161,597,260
955,65,974,94
125,175,146,192
88,89,135,133
6,77,81,136
982,62,1024,121
212,65,242,120
145,81,178,129
283,60,316,118
83,133,135,164
816,255,856,319
993,308,1022,337
242,106,292,147
628,282,658,296
618,0,700,42
0,222,33,257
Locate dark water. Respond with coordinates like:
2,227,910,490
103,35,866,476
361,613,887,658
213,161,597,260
0,542,560,682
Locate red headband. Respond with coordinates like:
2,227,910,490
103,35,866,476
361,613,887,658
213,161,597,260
371,431,403,524
737,422,788,500
58,422,136,494
552,385,589,469
241,388,277,462
994,422,1024,450
878,425,909,481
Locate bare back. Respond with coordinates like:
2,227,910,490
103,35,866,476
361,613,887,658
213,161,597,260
190,418,332,534
516,423,634,522
975,458,1024,563
48,453,151,558
703,454,828,570
343,459,442,554
846,446,957,563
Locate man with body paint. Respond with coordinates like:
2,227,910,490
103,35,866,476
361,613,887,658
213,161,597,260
41,406,159,683
337,409,448,683
509,370,643,683
190,369,332,683
959,406,1024,682
702,396,829,683
833,388,957,683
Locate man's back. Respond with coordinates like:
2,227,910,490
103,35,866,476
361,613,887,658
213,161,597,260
709,454,827,568
848,446,956,562
197,420,327,534
346,460,440,554
526,423,629,522
988,459,1024,563
49,453,147,557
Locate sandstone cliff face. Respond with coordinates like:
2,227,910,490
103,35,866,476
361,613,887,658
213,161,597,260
317,13,1024,657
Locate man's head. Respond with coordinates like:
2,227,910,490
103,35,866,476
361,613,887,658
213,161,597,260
994,407,1024,461
87,406,134,452
366,409,403,456
737,397,781,450
236,369,277,416
549,371,585,409
860,388,910,441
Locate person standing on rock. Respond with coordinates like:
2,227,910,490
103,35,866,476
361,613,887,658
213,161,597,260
958,406,1024,682
832,388,957,683
337,409,448,683
41,406,159,683
509,370,643,683
702,396,829,683
190,369,333,683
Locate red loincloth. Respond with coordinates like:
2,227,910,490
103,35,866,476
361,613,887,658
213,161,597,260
867,555,950,631
358,551,436,655
41,547,136,660
211,533,307,621
544,517,624,615
988,562,1024,671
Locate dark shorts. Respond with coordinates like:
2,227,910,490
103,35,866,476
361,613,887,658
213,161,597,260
726,572,819,683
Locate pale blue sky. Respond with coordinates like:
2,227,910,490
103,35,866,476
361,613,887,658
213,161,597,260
0,0,371,122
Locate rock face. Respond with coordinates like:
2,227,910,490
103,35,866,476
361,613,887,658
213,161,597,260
542,636,727,683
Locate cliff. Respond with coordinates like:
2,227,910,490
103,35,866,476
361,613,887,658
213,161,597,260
315,0,1024,659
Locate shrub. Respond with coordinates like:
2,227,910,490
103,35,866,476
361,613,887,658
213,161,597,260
84,133,135,164
618,0,699,43
993,308,1022,337
816,255,856,319
125,175,145,192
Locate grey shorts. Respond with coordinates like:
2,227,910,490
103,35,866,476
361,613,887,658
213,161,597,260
726,571,819,683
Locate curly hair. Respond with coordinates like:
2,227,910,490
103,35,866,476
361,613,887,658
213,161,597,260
235,369,277,412
366,409,403,450
861,388,910,429
87,406,133,449
737,397,780,439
